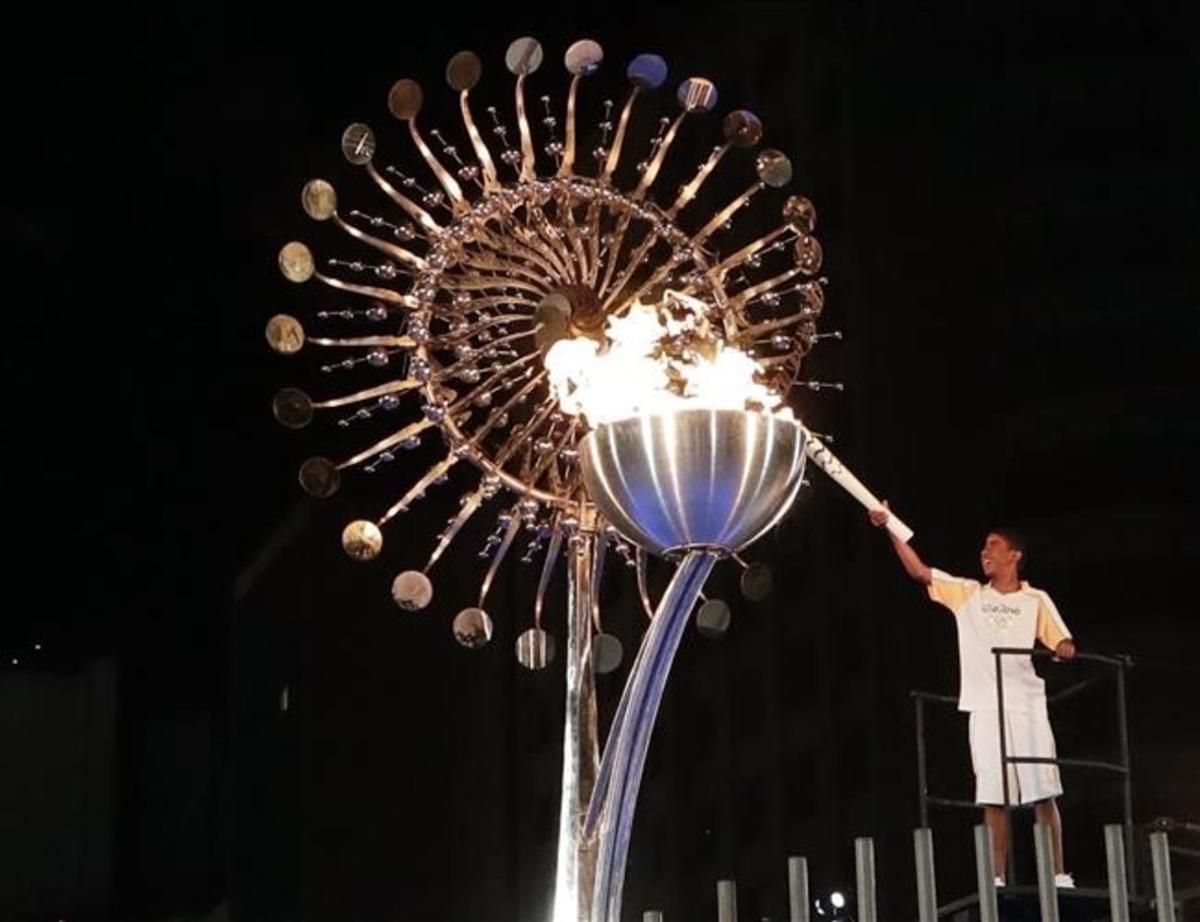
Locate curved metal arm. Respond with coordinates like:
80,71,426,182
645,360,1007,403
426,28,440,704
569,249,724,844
588,550,717,922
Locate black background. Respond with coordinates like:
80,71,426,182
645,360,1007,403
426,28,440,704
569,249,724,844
3,3,1198,921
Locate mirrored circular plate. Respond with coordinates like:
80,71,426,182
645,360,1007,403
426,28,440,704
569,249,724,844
627,53,667,89
722,109,763,147
391,570,433,611
696,598,731,638
564,39,603,76
505,37,544,76
341,519,383,561
739,562,773,601
388,79,424,121
265,314,305,354
298,456,340,498
301,179,337,221
794,234,823,274
453,607,494,648
278,242,314,283
677,77,718,113
446,51,482,91
516,627,555,669
755,149,792,187
340,123,376,165
272,387,312,428
591,632,624,674
783,195,817,233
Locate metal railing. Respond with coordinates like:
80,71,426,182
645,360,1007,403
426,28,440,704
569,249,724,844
912,648,1135,895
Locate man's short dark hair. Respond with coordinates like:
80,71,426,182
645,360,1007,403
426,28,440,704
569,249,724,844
989,527,1027,571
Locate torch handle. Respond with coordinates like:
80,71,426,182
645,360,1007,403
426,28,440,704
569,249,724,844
802,431,914,543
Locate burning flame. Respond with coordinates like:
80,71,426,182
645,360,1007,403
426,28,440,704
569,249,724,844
544,291,794,426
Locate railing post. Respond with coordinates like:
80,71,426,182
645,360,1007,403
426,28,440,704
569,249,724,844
787,856,809,922
915,695,929,829
1034,822,1060,922
855,837,877,922
974,824,1000,922
913,827,937,922
1150,830,1177,922
1105,823,1131,922
717,879,738,922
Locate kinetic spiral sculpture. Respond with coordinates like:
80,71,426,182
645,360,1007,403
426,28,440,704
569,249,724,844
266,36,910,922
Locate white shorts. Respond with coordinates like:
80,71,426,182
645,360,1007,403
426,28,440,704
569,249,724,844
968,705,1063,806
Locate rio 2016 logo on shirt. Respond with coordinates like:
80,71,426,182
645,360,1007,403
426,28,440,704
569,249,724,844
982,601,1022,630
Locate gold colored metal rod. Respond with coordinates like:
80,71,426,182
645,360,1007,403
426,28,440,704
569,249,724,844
557,194,593,281
461,250,549,286
557,75,583,178
425,489,486,570
533,527,565,628
511,211,575,283
468,370,548,445
527,205,581,283
442,274,547,297
600,227,664,310
477,223,561,281
377,455,459,525
460,89,501,192
691,183,763,247
633,112,687,200
408,119,468,215
534,420,578,495
312,270,419,308
711,225,789,274
601,87,641,183
308,335,416,349
666,142,732,219
364,163,442,235
312,379,421,410
515,74,538,183
635,548,656,620
596,210,635,301
732,308,815,343
479,509,523,604
728,265,806,309
332,213,427,270
446,351,542,412
336,418,435,470
494,396,557,466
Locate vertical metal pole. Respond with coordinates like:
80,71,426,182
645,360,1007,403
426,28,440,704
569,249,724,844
717,879,738,922
994,650,1015,888
974,825,999,922
1150,831,1176,922
1105,823,1131,922
554,524,600,922
855,837,877,922
787,856,809,922
1034,822,1060,922
914,828,938,922
643,912,664,922
916,696,929,829
1116,660,1136,900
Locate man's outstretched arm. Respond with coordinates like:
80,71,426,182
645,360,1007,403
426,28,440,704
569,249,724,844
869,503,932,584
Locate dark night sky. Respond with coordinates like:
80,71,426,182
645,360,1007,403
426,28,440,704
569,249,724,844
3,3,1199,921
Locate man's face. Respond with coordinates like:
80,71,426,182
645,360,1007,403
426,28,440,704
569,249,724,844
981,533,1021,578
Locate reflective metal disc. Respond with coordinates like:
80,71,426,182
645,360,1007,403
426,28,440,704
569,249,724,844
783,195,817,233
340,123,376,165
453,607,494,648
272,387,312,428
591,632,624,674
505,37,544,76
755,149,792,187
298,456,340,498
446,51,482,91
392,570,433,611
627,53,667,89
388,79,424,121
278,242,314,283
342,519,383,561
739,562,773,601
677,77,718,113
265,314,305,354
301,179,337,221
696,598,731,638
722,109,763,147
516,627,556,669
564,39,603,76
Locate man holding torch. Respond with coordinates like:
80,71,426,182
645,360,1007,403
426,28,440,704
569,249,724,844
868,504,1077,887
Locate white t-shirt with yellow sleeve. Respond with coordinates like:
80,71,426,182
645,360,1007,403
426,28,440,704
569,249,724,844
927,569,1072,712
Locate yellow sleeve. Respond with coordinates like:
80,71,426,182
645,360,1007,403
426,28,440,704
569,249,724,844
1034,591,1072,649
927,568,979,614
